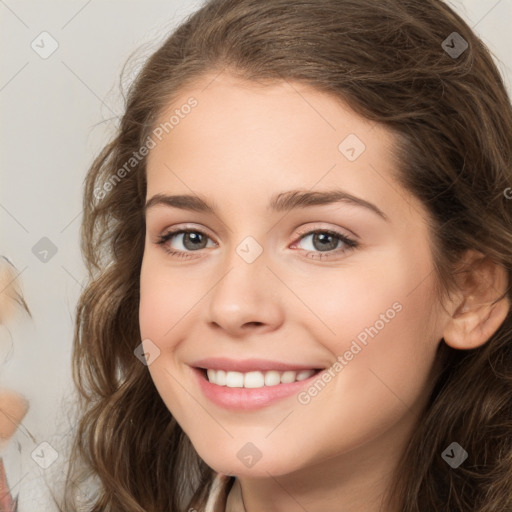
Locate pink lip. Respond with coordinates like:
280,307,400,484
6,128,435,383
192,357,321,372
191,366,323,410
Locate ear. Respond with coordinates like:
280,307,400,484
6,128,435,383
443,250,510,350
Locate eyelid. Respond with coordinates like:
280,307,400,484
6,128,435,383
158,223,217,241
293,222,359,241
158,223,359,244
157,221,357,242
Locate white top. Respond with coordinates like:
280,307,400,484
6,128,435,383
204,473,245,512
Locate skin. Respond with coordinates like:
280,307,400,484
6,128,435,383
139,71,509,511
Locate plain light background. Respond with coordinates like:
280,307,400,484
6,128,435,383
0,0,511,509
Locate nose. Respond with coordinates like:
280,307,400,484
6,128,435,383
206,246,284,337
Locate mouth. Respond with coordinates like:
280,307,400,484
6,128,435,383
190,357,328,410
198,367,323,388
190,358,327,410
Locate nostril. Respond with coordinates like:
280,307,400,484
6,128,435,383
245,322,263,327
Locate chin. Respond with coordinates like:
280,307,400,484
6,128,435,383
197,447,304,479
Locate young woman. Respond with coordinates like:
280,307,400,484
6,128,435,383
60,0,512,510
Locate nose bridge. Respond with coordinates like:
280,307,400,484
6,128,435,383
215,234,269,303
206,233,282,332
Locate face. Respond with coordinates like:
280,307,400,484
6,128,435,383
139,72,447,479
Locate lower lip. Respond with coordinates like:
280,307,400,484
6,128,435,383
192,367,322,410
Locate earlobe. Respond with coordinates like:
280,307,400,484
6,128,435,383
442,252,511,350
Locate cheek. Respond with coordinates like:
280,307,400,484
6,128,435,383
301,258,424,351
138,275,171,342
138,254,202,343
277,260,440,466
307,245,440,403
138,258,197,417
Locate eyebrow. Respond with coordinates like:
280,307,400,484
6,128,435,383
144,189,389,221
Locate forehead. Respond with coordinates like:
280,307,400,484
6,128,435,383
145,72,420,221
150,72,382,157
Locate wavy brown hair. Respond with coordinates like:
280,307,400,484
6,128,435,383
57,0,512,510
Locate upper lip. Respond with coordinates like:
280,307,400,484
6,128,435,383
192,357,322,372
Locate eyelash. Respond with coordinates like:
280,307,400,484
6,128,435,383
155,226,359,261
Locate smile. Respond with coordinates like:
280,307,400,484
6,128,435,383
190,358,326,410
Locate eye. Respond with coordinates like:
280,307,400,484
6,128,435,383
291,228,358,259
154,225,358,260
155,227,216,258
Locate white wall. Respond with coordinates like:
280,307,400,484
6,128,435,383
0,0,510,509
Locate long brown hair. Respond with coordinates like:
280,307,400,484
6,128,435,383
58,0,512,510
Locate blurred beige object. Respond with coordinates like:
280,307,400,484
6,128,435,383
0,256,31,510
0,390,28,451
0,257,30,326
0,255,31,401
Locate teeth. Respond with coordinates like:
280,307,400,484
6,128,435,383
264,371,281,386
226,371,244,388
244,371,265,388
280,370,296,384
296,369,316,381
205,368,317,388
